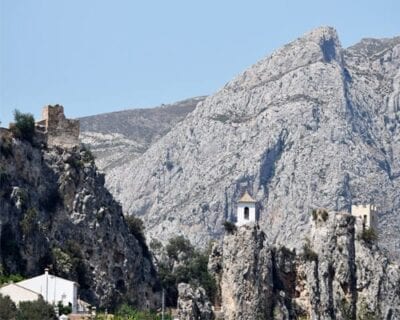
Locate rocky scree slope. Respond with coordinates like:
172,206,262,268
106,27,400,258
206,211,400,320
0,129,159,308
79,97,205,171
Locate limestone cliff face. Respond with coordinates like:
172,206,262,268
219,225,273,320
177,283,214,320
208,214,400,319
103,27,400,259
0,129,159,308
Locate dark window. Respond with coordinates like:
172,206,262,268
244,207,249,220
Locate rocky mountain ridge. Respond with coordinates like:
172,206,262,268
102,27,400,259
80,96,205,171
0,128,159,308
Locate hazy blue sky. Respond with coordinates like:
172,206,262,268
1,0,399,125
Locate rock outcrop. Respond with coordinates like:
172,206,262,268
208,213,400,319
101,27,400,260
0,128,159,308
177,283,214,320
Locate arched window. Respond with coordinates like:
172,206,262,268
244,207,249,220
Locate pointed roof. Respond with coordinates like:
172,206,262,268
239,191,256,203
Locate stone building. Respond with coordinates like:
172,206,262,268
35,105,79,148
351,204,377,230
236,191,257,226
0,269,81,313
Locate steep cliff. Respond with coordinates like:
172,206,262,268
0,128,159,308
104,27,400,259
207,213,400,320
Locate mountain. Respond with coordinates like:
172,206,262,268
0,128,159,308
100,27,400,259
79,96,206,171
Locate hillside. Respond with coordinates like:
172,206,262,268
103,27,400,259
80,96,205,170
0,128,159,308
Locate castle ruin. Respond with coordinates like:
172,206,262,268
35,105,80,148
351,204,377,231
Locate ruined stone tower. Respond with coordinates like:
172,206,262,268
35,105,79,148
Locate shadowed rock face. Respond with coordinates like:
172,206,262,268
0,130,159,309
208,213,400,319
97,27,400,259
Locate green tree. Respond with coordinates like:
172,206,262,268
125,215,146,245
11,110,35,142
159,236,216,307
165,235,193,260
223,220,237,234
0,294,17,320
17,298,57,320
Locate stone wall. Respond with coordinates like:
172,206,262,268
36,105,79,148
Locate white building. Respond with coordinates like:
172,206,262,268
0,283,41,305
351,204,377,230
0,269,79,313
236,191,257,226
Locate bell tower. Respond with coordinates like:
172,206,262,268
236,191,257,226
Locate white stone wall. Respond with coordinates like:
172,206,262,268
236,202,256,226
0,283,40,305
17,272,78,312
351,204,377,230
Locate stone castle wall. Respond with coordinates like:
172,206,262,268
36,105,80,148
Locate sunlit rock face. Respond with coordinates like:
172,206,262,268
100,27,400,259
208,213,400,319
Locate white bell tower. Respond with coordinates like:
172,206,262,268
236,191,257,226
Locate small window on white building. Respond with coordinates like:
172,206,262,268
244,207,249,220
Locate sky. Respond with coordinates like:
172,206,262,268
1,0,399,126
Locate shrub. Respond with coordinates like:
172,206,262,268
63,240,90,290
17,297,57,320
149,239,163,256
0,273,24,285
11,109,35,142
311,208,328,221
81,145,95,163
320,209,329,221
165,160,174,171
111,304,172,320
223,220,237,234
52,247,73,274
125,215,146,245
360,228,378,245
358,299,377,320
165,235,193,260
0,294,17,320
302,239,318,262
57,301,72,316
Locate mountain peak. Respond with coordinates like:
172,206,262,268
302,26,341,62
